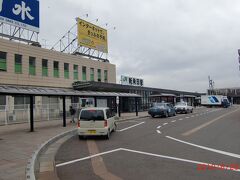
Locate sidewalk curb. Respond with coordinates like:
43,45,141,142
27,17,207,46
25,115,149,180
25,128,77,180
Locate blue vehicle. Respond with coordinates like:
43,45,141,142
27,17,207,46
148,103,176,118
201,95,230,108
222,98,230,108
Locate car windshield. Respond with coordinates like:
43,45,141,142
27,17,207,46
80,110,105,121
176,102,187,106
222,99,229,103
152,103,165,108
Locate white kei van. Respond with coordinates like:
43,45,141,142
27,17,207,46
78,107,117,139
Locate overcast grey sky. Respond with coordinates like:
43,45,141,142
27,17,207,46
40,0,240,92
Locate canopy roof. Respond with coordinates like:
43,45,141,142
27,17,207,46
0,85,140,97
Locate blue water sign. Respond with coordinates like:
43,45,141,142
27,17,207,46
0,0,39,32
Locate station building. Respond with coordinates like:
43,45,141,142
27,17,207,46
0,38,118,125
0,38,201,126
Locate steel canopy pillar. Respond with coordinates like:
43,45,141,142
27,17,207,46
30,95,34,132
63,96,66,127
94,97,97,107
118,97,121,117
135,97,138,116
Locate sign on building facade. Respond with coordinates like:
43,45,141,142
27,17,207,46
0,0,39,32
121,75,144,87
77,17,108,53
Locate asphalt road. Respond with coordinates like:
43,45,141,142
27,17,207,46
55,106,240,180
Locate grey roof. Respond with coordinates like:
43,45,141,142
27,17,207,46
149,93,176,97
0,85,140,97
73,81,202,96
176,95,197,98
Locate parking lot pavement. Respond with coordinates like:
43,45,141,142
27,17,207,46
0,111,147,180
55,106,240,180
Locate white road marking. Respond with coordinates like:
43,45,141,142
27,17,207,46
56,148,122,167
191,115,194,118
163,123,168,126
156,130,162,134
178,118,183,121
116,118,144,124
185,117,190,119
166,136,240,159
121,148,240,173
116,122,145,132
182,107,240,136
171,120,176,123
116,120,138,124
157,126,162,129
56,147,240,172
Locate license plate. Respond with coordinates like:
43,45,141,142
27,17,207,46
88,130,96,134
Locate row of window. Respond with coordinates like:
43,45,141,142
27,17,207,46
0,51,108,82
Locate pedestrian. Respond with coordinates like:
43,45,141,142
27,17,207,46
69,106,76,123
193,101,197,108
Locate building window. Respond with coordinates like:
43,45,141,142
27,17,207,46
97,69,101,82
14,96,34,109
42,96,59,104
90,68,94,81
73,64,78,80
0,95,6,110
64,63,69,79
53,61,59,78
82,66,86,81
42,59,48,76
0,51,7,72
15,54,22,74
29,57,36,75
104,70,108,82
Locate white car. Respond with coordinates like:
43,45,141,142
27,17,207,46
174,102,193,114
78,107,117,139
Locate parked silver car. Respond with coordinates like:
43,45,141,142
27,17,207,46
174,102,193,114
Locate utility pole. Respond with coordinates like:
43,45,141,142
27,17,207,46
208,76,215,95
238,49,240,73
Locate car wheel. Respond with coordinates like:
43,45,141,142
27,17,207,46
112,123,117,132
165,112,169,118
191,109,193,113
78,135,82,140
151,114,155,118
79,135,86,140
105,130,110,140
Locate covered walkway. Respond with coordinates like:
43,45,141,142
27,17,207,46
0,85,140,132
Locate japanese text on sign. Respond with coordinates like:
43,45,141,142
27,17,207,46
0,0,39,32
77,18,108,53
121,75,144,87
